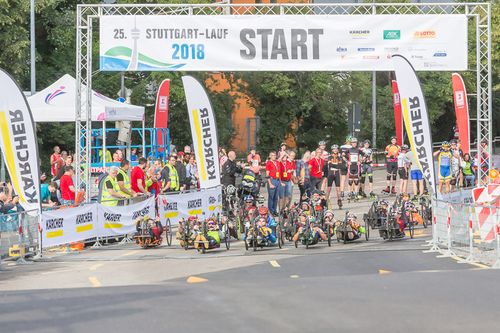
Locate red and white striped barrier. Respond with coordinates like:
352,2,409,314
472,184,500,242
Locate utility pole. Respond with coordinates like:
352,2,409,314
371,71,377,148
30,0,36,95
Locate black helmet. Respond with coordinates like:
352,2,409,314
401,144,409,150
390,136,397,141
364,139,371,145
331,144,339,150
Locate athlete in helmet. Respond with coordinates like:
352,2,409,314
347,137,362,201
360,139,376,199
339,136,352,200
433,141,453,193
384,136,401,194
325,144,343,209
318,140,327,153
397,144,411,195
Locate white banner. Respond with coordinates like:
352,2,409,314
158,187,222,225
97,196,156,238
0,69,41,212
41,204,97,248
182,76,221,188
393,55,437,195
100,14,467,72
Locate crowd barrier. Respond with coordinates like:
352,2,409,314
39,186,223,250
0,209,39,263
426,197,500,268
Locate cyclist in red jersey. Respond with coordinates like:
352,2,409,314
384,136,400,194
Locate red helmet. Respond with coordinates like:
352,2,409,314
258,206,268,215
188,215,197,222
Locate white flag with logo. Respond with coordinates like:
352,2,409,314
392,55,436,194
182,76,220,188
0,69,41,212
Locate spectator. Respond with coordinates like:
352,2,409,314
113,149,124,163
175,152,187,190
50,146,63,178
60,166,76,206
462,153,476,187
41,182,58,208
117,159,137,198
219,148,228,167
54,154,73,182
131,157,149,195
296,151,311,202
161,155,180,192
247,148,262,175
131,148,138,162
186,155,198,190
0,183,21,214
221,151,242,187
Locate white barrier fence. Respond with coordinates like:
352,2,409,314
40,186,222,249
428,197,500,268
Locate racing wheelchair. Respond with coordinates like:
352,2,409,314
294,215,332,249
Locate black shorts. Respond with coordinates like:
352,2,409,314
387,161,398,175
340,164,348,176
349,165,360,179
327,171,340,187
398,167,408,180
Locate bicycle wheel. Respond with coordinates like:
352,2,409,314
364,217,370,241
277,226,283,249
327,230,332,247
165,218,172,246
225,224,231,250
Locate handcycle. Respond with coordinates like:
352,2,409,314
294,215,331,249
194,215,231,254
334,211,368,244
135,216,172,249
244,217,283,251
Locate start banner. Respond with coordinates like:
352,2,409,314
97,196,156,238
41,204,98,248
158,187,222,225
99,14,467,72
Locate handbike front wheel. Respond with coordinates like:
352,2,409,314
165,218,172,246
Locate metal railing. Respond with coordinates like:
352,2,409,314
0,209,39,263
426,197,500,268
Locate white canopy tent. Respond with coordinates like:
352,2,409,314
28,74,146,169
27,74,145,122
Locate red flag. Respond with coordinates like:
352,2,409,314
154,79,170,147
452,73,470,154
391,80,403,146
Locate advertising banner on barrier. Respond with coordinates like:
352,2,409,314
451,73,470,154
159,187,222,225
182,76,221,189
41,204,98,248
97,196,156,238
0,69,41,213
393,55,437,195
100,15,467,72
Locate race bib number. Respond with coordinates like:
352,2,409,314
350,155,359,163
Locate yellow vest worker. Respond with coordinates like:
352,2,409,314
166,164,180,191
101,174,121,206
117,168,132,197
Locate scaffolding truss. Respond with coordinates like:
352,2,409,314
76,2,492,194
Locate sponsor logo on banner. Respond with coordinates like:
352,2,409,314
0,70,41,212
75,212,94,233
433,51,447,57
161,197,179,219
183,76,221,189
357,47,375,52
336,46,347,53
423,62,445,68
383,30,401,40
349,29,370,39
44,86,67,105
384,47,399,52
159,96,168,111
411,55,424,59
363,55,380,60
455,91,465,107
414,30,437,39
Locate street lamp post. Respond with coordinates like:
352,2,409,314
30,0,36,95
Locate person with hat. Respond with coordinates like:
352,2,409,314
384,136,400,194
434,141,453,193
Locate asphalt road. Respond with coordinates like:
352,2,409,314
1,169,499,332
